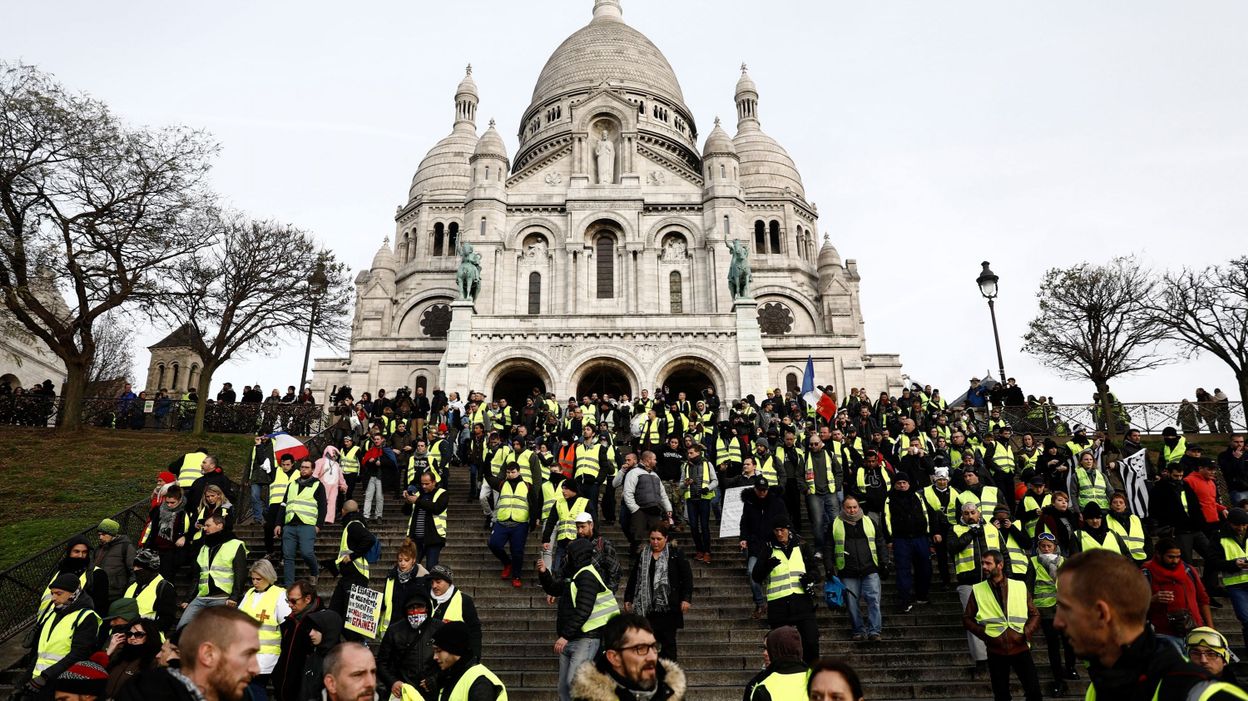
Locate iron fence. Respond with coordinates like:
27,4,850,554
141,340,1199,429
993,401,1243,436
0,396,329,435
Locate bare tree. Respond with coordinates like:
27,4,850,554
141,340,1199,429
155,211,352,434
0,63,217,429
1022,257,1172,438
1150,256,1248,403
87,310,134,384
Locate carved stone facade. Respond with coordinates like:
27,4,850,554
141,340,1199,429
0,270,68,392
311,0,902,404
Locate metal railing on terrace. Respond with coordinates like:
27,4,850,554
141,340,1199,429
990,401,1243,436
0,395,330,435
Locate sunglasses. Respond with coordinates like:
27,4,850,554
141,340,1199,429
127,631,146,639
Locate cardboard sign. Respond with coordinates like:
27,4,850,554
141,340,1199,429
718,486,748,539
343,584,382,639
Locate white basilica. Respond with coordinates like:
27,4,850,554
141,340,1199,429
311,0,902,405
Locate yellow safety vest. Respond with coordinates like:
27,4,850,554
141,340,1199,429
239,585,285,656
489,446,515,480
124,575,165,620
1001,531,1030,577
1030,555,1063,609
987,443,1015,474
682,461,715,500
340,446,361,476
923,486,960,526
832,517,878,571
541,481,560,520
554,495,588,542
755,454,778,485
570,565,620,632
1085,676,1248,701
885,493,929,538
1221,536,1248,587
716,436,742,467
191,506,230,543
953,524,1001,575
641,418,663,445
957,486,1000,512
1078,530,1123,555
338,520,370,580
1161,438,1188,469
33,607,99,676
971,577,1029,641
38,570,96,617
1076,469,1110,510
177,451,208,488
513,450,536,485
497,481,530,523
1020,493,1052,538
750,670,811,701
765,546,806,602
574,444,601,481
196,539,246,596
438,589,465,623
1107,514,1147,562
447,664,509,701
284,480,321,525
804,451,838,495
269,468,296,506
856,466,892,493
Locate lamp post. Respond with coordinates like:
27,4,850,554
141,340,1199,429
976,261,1007,382
298,258,330,398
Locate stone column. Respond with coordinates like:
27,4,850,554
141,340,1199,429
439,300,475,392
733,297,769,396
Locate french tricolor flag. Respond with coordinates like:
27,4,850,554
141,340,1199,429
801,356,837,421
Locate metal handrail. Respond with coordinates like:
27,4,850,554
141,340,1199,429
0,395,329,434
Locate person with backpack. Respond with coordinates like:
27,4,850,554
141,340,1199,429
326,501,376,624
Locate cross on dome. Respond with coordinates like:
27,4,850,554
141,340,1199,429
465,64,472,75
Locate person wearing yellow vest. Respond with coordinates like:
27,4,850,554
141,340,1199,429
958,466,1002,514
830,497,885,646
430,621,507,700
276,459,327,587
989,506,1032,582
1053,549,1248,701
537,539,620,701
327,501,375,621
239,558,290,694
1074,451,1111,512
923,468,959,589
488,463,532,588
1015,476,1052,540
541,480,589,577
169,449,210,490
37,537,110,622
1158,426,1189,476
743,625,808,701
178,514,247,630
1074,503,1129,556
339,435,362,502
802,436,840,554
429,565,483,663
125,549,178,633
403,471,448,569
1213,508,1248,650
479,433,514,527
264,455,298,556
1029,534,1077,697
246,432,277,524
952,500,1001,671
573,426,611,524
962,549,1042,701
751,514,820,666
22,573,101,698
885,473,933,612
1107,492,1150,564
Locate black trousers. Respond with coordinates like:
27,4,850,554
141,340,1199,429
783,478,804,531
1040,615,1075,677
601,481,617,523
987,651,1042,701
647,612,681,661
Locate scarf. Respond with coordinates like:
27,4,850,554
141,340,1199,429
158,499,185,540
167,668,208,701
433,585,456,606
633,545,671,617
396,566,414,585
841,507,864,524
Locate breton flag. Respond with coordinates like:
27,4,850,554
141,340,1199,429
1120,450,1151,518
801,356,837,421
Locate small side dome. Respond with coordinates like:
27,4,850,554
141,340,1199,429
702,117,737,158
370,237,397,273
473,119,508,159
456,64,478,101
818,233,842,268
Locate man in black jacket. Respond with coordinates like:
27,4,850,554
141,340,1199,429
884,472,932,612
326,501,375,620
752,515,821,664
739,476,787,619
377,590,439,700
538,538,617,701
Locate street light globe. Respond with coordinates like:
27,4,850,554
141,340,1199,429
977,261,999,300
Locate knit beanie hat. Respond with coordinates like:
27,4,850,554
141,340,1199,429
106,598,140,623
97,519,121,536
52,652,108,695
765,625,803,662
432,621,472,657
49,573,80,593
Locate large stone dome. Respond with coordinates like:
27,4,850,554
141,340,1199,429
734,129,805,198
529,0,689,115
408,128,476,202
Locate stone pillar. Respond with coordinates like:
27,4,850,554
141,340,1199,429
439,300,475,394
732,297,769,396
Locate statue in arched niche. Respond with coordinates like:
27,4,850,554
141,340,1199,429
595,128,615,184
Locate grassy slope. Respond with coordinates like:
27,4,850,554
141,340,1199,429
0,428,252,569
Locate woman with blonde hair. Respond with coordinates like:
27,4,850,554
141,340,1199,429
190,484,233,543
239,558,290,701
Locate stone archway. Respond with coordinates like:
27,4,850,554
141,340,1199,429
572,359,635,400
484,358,553,409
661,364,716,402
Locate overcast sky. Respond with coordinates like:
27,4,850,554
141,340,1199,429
8,0,1247,403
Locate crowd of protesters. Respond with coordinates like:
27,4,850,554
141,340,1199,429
16,374,1248,701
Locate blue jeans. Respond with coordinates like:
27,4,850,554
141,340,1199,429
282,523,319,587
1228,584,1248,648
745,553,764,605
843,573,882,636
177,596,228,629
250,483,266,522
488,522,529,580
805,491,840,548
892,536,932,605
416,540,442,569
686,498,712,554
559,637,600,701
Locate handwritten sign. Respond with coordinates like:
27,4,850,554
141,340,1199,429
344,584,382,639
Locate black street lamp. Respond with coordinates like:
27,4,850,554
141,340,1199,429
299,258,330,398
976,261,1007,383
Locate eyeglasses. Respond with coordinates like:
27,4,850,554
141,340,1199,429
1188,647,1225,661
287,597,306,605
127,631,147,639
615,641,661,656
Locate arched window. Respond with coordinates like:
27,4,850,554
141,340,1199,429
723,214,731,237
171,363,180,390
402,232,410,263
769,220,781,255
786,373,800,396
719,164,725,179
796,233,804,260
528,272,542,315
189,364,200,390
595,235,614,299
447,223,459,254
157,364,166,389
669,271,683,314
433,223,445,257
754,220,766,254
480,217,486,237
415,375,428,393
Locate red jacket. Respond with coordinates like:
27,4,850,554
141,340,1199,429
1183,472,1226,526
1142,558,1209,635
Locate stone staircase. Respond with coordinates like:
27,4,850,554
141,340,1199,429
230,468,1101,701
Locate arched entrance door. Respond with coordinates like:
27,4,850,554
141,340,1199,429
661,365,716,402
492,369,546,410
574,361,633,401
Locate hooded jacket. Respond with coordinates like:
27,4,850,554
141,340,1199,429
570,654,686,701
539,539,609,640
55,536,111,618
377,591,440,695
